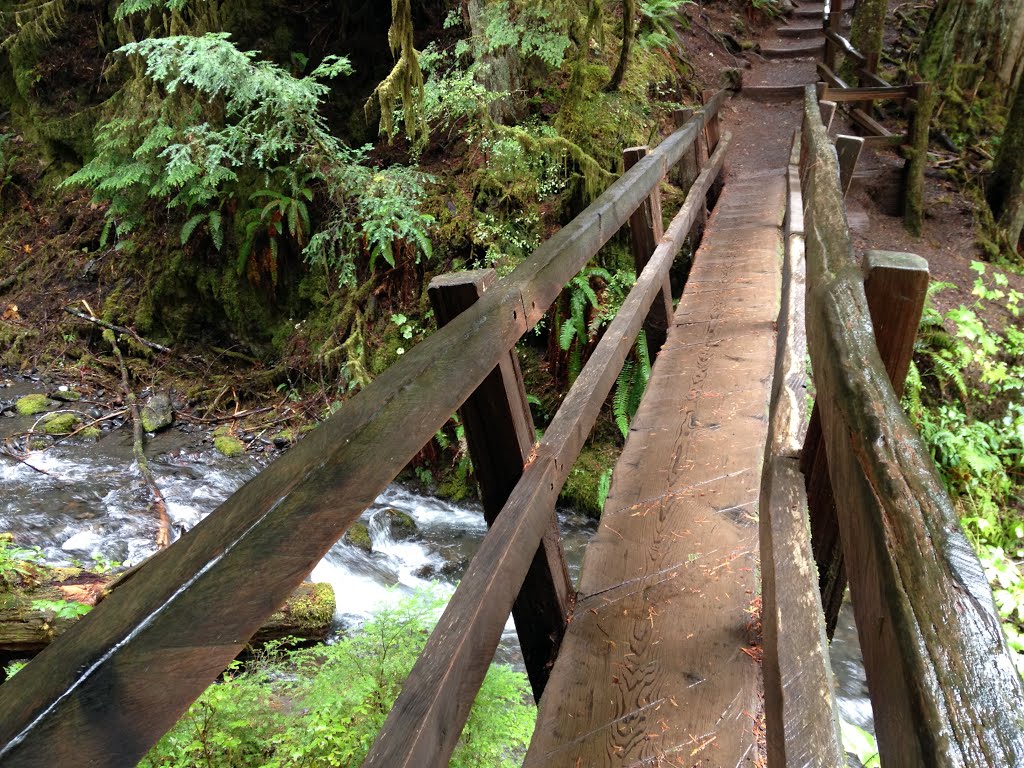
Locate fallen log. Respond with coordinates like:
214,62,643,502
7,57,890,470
0,567,334,665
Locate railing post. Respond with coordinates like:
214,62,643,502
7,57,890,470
818,99,837,131
673,108,708,254
835,134,864,197
802,250,929,635
700,90,725,208
428,270,572,701
623,146,672,360
823,0,842,70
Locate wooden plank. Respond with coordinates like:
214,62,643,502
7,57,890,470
824,29,865,63
526,162,778,768
835,134,864,197
849,107,891,136
624,146,673,359
816,62,849,89
0,93,727,768
702,90,725,207
823,84,914,102
761,40,826,59
800,85,1024,767
761,131,842,768
858,68,889,88
362,134,734,768
429,270,572,701
742,84,808,102
777,21,827,37
819,99,837,130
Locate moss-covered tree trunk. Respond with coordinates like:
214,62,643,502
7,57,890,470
846,0,886,80
986,82,1024,250
907,0,1008,234
605,0,635,92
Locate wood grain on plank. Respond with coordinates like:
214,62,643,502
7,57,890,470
526,174,784,768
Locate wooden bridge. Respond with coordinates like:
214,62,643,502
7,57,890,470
2,81,1024,767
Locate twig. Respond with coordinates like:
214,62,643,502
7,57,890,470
179,405,275,425
65,306,172,354
0,445,55,476
107,330,171,549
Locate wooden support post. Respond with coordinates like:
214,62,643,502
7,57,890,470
429,270,572,701
819,99,837,131
701,90,725,208
802,250,928,635
835,135,864,197
623,146,672,360
673,108,706,245
823,0,843,69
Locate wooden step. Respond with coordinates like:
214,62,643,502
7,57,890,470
777,22,825,38
761,40,826,59
740,84,808,102
791,1,855,17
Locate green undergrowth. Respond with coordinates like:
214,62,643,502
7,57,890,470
138,588,535,768
906,262,1024,671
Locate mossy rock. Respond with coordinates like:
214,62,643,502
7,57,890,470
286,582,335,628
213,435,246,457
380,508,418,541
78,426,101,440
140,393,174,433
40,412,81,435
49,389,81,402
559,442,618,519
344,522,372,553
15,394,49,416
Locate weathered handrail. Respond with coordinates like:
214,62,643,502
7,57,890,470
799,84,1024,766
0,92,728,767
363,131,731,767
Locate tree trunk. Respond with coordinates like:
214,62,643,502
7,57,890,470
987,82,1024,251
847,0,886,80
605,0,635,92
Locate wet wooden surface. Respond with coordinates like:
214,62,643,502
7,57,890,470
525,170,785,767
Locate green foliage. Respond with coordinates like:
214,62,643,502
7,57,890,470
596,467,613,510
0,133,18,210
65,32,434,290
4,660,26,678
840,719,880,768
906,262,1024,672
140,589,535,767
29,597,92,620
613,331,651,439
0,535,42,590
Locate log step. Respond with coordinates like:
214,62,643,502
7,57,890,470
761,40,826,59
777,23,825,38
740,84,808,102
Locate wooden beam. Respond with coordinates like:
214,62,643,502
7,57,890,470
624,146,672,358
816,62,849,90
850,107,892,137
429,271,572,701
822,85,915,102
800,85,1024,767
362,134,734,768
0,93,730,768
673,108,706,244
819,99,837,130
824,29,866,63
835,135,864,197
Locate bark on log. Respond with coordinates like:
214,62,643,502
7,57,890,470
800,85,1024,767
0,570,333,660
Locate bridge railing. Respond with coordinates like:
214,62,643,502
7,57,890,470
768,85,1024,766
0,92,730,767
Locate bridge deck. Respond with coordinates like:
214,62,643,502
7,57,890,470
525,167,786,767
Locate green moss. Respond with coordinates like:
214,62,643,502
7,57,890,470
381,508,418,540
344,522,372,552
40,412,81,434
78,426,101,439
213,435,246,457
15,394,50,415
288,582,336,628
559,442,618,518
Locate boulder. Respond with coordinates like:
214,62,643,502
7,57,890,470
140,393,174,433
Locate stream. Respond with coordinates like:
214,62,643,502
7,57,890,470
0,416,874,757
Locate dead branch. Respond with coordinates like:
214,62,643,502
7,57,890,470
65,307,172,354
106,330,171,549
